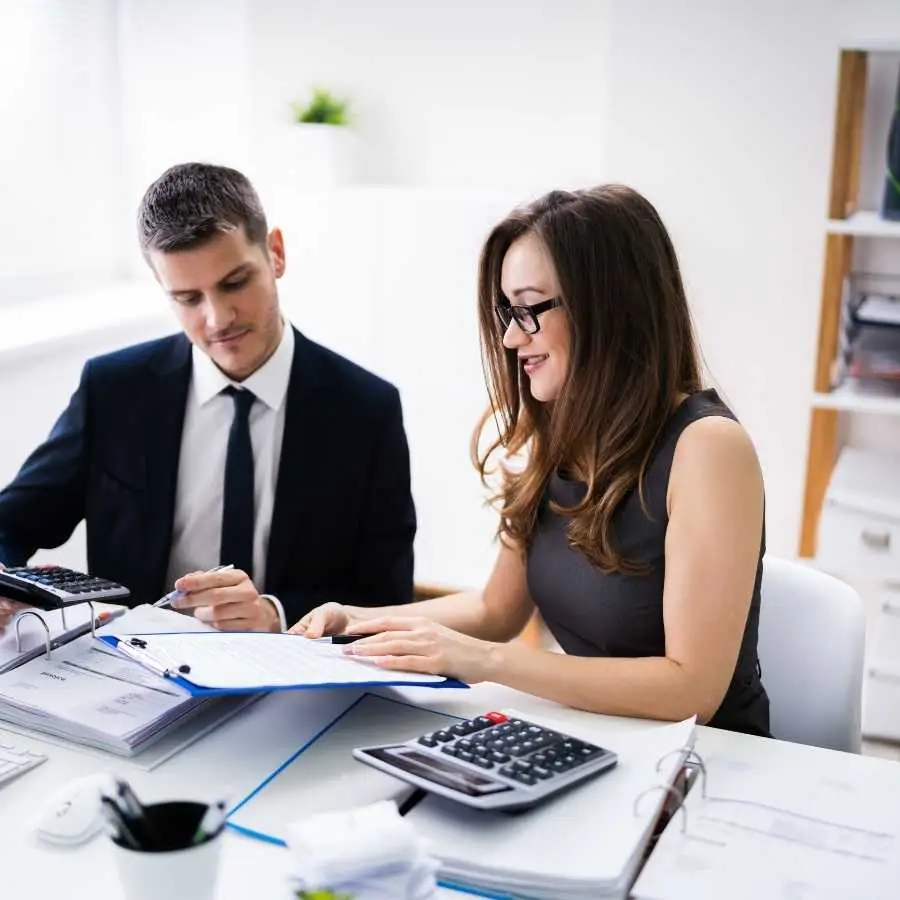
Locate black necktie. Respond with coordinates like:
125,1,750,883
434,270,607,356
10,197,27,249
220,386,256,580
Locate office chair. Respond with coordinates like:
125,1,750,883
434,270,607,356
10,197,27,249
757,555,866,753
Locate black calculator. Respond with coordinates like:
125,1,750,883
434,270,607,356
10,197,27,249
353,710,618,812
0,566,130,609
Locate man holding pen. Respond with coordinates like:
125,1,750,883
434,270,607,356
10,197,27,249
0,163,416,632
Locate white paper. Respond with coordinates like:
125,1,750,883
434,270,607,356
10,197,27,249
95,604,215,640
115,632,447,689
288,800,440,899
633,743,900,900
0,644,190,739
0,631,248,757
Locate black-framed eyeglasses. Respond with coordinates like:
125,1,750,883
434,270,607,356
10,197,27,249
494,297,562,335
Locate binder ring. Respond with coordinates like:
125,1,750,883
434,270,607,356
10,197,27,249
656,746,707,798
14,610,52,659
87,601,98,639
632,784,687,833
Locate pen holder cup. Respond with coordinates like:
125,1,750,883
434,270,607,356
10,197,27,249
109,801,224,900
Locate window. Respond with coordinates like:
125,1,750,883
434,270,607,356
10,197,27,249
0,1,125,304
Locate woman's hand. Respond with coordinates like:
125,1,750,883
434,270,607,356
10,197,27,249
288,602,356,639
340,616,498,684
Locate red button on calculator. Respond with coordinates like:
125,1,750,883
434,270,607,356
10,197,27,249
485,711,508,724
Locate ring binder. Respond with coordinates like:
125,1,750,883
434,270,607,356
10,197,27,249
631,735,900,900
655,745,707,798
632,783,687,832
631,744,709,834
14,611,52,659
12,600,101,661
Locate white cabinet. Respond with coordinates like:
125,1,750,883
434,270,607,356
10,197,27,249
817,446,900,739
818,447,900,579
863,585,900,740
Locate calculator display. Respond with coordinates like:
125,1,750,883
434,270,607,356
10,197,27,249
369,745,513,797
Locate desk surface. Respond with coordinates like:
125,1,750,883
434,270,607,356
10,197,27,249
0,681,894,899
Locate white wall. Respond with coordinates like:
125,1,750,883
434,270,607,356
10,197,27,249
246,0,612,192
0,0,126,299
117,0,254,276
13,0,900,591
605,0,900,558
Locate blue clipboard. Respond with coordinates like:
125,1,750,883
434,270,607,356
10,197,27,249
96,632,468,696
224,691,508,899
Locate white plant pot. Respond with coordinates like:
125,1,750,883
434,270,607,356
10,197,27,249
284,123,358,186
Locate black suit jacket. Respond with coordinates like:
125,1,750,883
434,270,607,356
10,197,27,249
0,328,416,623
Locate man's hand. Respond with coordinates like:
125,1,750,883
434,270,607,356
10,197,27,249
0,564,31,632
171,568,280,632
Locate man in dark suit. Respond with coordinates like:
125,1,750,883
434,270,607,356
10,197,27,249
0,162,416,632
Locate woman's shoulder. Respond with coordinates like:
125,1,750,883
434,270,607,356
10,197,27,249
669,412,762,501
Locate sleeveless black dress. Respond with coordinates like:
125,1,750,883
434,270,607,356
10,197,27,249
526,389,771,736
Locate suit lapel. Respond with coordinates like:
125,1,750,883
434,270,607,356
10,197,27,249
265,329,326,592
143,335,192,598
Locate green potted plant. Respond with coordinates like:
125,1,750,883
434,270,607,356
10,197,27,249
291,88,350,126
285,87,357,185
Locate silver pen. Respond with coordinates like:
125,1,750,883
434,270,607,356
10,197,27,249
153,564,234,608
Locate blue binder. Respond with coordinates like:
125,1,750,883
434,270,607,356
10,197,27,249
97,632,468,696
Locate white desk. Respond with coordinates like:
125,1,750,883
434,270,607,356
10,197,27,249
0,681,896,899
0,681,662,899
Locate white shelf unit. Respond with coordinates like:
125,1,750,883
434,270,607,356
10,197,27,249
801,47,900,742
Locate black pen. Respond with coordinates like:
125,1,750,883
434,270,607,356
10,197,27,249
115,779,157,849
100,796,142,850
328,634,366,644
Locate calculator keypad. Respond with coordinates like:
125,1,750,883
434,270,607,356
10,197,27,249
3,566,127,598
416,712,607,786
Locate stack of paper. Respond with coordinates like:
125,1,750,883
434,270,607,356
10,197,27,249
406,716,696,900
0,606,252,757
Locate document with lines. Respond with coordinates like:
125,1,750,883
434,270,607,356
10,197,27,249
0,609,254,760
632,737,900,900
97,632,466,694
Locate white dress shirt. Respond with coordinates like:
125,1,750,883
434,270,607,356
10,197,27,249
165,323,294,630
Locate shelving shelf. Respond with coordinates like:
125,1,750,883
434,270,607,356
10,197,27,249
812,381,900,416
826,210,900,238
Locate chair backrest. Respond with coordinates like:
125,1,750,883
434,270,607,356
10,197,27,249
758,555,865,753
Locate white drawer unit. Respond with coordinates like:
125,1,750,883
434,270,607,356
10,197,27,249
817,447,900,580
863,585,900,740
870,587,900,660
863,663,900,741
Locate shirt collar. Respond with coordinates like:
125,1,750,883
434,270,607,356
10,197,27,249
191,321,294,411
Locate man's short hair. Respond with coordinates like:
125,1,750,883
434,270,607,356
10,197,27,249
137,162,268,257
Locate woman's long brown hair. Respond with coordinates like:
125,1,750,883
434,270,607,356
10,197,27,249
473,185,702,573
